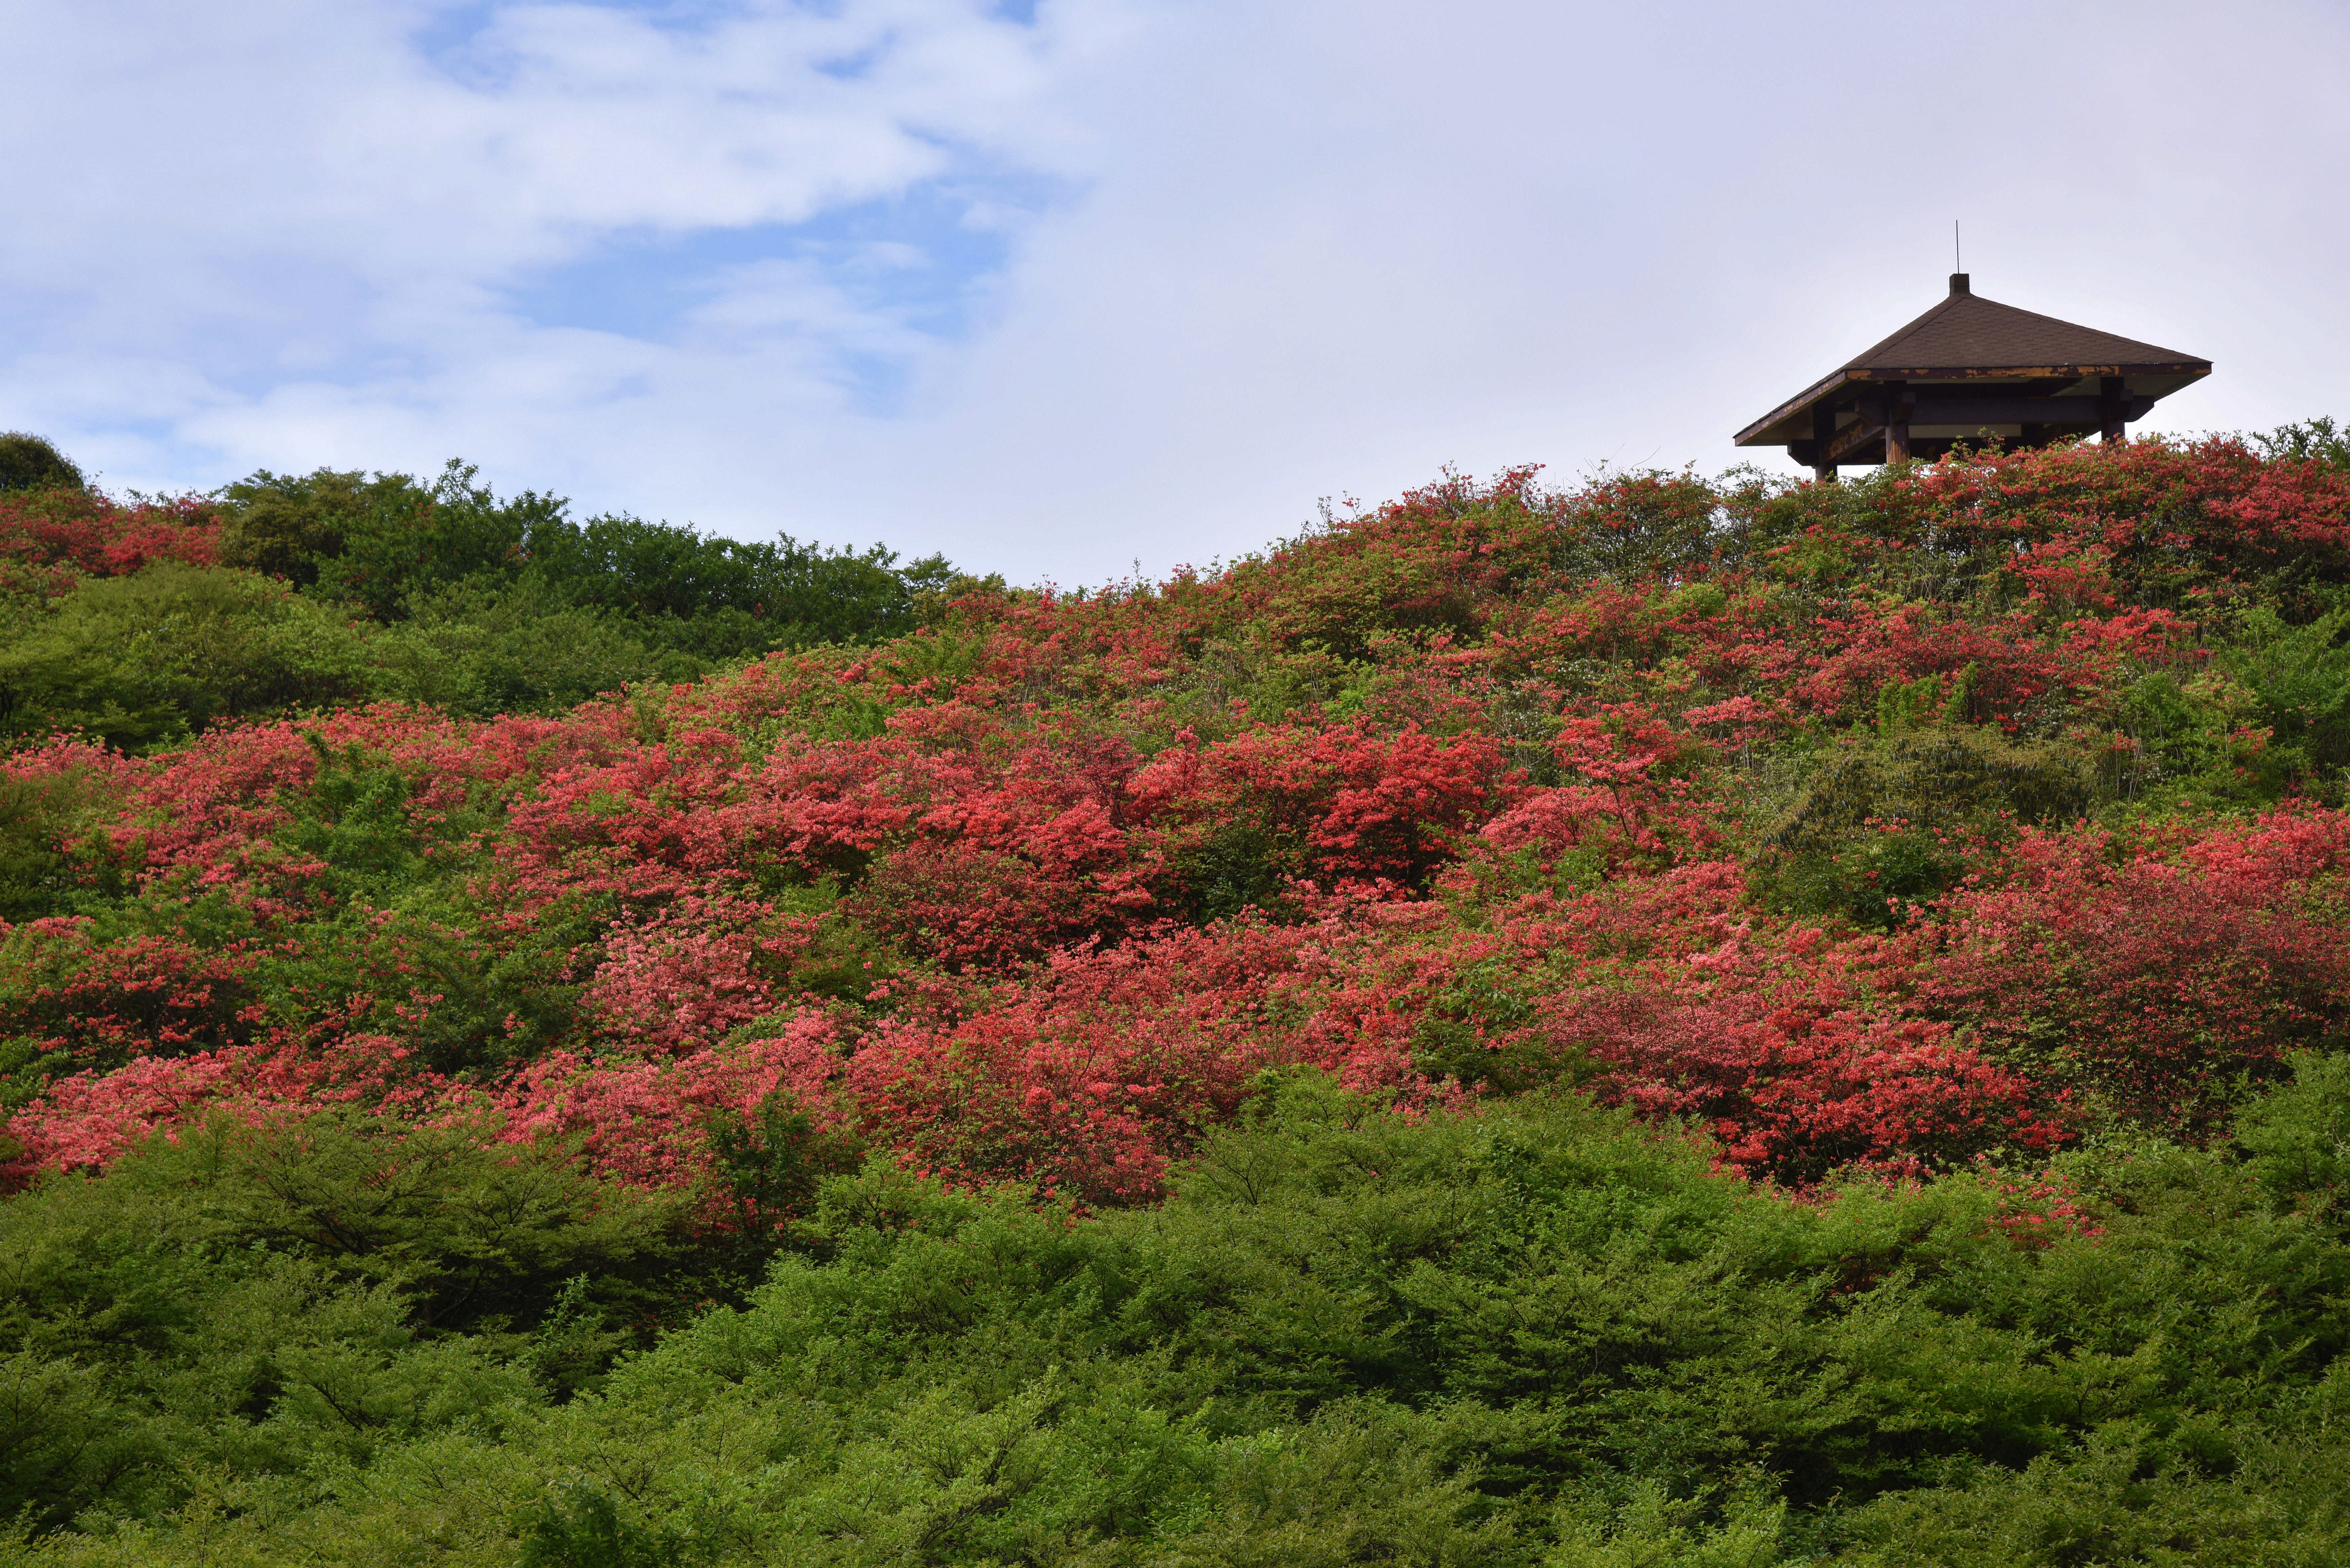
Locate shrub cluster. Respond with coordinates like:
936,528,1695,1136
2,430,2349,1561
6,1071,2349,1563
0,460,965,748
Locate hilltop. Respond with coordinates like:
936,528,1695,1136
2,433,2349,1564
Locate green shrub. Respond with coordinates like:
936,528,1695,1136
0,765,107,922
364,579,691,716
1754,724,2093,927
0,434,85,493
0,563,375,749
8,1073,2350,1561
0,1111,692,1530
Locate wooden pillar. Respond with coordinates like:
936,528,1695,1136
1812,404,1838,481
2020,422,2045,452
1883,382,1912,464
2099,376,2127,445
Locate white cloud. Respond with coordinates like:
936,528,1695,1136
4,0,1061,269
2,0,1086,495
5,0,2350,580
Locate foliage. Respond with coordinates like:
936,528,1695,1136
2256,414,2350,472
0,565,375,749
6,1075,2350,1562
2,431,2350,1559
0,489,219,602
0,1110,692,1533
0,461,964,748
0,434,85,495
361,578,695,717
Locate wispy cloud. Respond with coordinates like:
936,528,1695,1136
3,0,1087,492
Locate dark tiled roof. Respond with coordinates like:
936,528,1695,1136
1732,279,2212,448
1846,291,2200,371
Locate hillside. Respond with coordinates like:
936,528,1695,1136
3,434,2350,1564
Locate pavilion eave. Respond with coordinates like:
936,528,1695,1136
1734,361,2211,449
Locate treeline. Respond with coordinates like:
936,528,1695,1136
0,439,979,749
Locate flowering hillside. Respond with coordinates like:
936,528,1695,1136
4,434,2350,1564
9,437,2350,1196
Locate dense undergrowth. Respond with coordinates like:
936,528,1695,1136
4,431,2350,1563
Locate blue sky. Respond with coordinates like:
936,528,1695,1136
7,0,2350,582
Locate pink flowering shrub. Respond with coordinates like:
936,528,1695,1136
0,920,265,1070
473,1012,842,1189
6,1030,435,1173
582,894,815,1055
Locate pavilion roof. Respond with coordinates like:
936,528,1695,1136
1733,280,2210,448
1843,289,2199,375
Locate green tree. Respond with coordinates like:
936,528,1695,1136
305,461,567,622
2255,415,2350,472
0,433,85,493
214,466,378,587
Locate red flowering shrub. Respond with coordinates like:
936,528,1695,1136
1480,704,1719,873
0,919,265,1070
491,727,750,912
582,894,815,1055
1558,989,2065,1185
5,1030,433,1176
1898,435,2350,589
1399,864,2059,1184
475,1013,841,1189
843,917,1427,1205
1921,810,2350,1135
821,716,1154,967
0,490,223,596
7,441,2350,1202
1131,722,1505,898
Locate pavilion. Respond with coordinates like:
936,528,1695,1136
1733,274,2210,478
